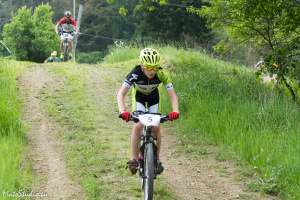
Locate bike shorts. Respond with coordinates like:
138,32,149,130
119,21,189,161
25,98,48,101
60,33,74,41
133,88,159,113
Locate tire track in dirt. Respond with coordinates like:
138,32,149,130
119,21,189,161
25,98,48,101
19,66,85,200
161,132,279,200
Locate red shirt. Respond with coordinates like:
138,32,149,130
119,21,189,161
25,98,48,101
57,17,77,30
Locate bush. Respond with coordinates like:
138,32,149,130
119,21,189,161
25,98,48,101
75,51,104,64
2,4,59,62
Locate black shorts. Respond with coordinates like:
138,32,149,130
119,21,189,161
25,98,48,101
135,88,159,108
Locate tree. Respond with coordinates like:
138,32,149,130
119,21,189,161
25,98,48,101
76,0,213,51
196,0,300,102
132,0,212,47
2,4,59,62
2,7,34,60
110,0,212,48
77,0,137,52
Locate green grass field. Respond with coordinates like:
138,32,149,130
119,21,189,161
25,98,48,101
0,59,32,200
106,46,300,200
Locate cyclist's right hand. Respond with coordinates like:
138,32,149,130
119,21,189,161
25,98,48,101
119,111,131,122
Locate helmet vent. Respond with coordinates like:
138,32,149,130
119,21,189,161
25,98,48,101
139,48,160,66
145,56,151,63
151,55,155,64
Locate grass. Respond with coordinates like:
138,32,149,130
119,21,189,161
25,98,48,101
0,59,32,199
2,44,297,199
106,46,300,199
165,48,300,199
41,63,177,199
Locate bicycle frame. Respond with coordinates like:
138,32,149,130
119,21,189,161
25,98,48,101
130,112,168,200
59,24,75,62
61,32,72,61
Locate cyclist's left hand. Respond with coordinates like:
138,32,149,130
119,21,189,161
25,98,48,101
119,111,131,122
168,111,179,121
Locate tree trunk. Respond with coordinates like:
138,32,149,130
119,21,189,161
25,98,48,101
282,76,298,104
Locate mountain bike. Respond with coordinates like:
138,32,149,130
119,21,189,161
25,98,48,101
61,32,74,61
59,24,75,62
130,111,169,200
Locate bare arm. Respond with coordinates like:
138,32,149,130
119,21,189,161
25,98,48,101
117,84,130,113
167,88,179,113
55,23,59,34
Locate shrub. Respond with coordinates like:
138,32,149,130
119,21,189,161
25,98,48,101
2,4,59,62
76,51,104,64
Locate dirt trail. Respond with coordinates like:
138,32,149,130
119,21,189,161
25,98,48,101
18,65,279,200
161,133,278,200
19,67,85,200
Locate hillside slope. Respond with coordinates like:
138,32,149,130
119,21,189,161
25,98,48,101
105,46,300,200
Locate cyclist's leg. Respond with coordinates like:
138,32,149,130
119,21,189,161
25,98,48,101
59,35,64,58
68,39,73,53
60,35,64,53
131,91,146,160
67,34,74,55
132,122,143,159
127,92,146,174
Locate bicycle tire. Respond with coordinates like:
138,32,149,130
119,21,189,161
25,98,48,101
63,40,69,61
143,143,155,200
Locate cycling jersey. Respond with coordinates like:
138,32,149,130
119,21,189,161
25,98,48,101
123,65,173,95
61,23,76,33
57,17,77,30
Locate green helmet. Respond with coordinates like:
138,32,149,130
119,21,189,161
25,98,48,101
139,48,160,67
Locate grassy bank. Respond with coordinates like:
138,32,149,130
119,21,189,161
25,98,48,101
42,63,176,199
105,46,300,200
0,59,31,199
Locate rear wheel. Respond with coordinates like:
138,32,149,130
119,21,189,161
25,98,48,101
143,143,154,200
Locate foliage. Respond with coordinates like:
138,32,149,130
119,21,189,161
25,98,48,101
132,0,212,47
0,1,214,54
76,51,104,63
76,0,213,51
31,4,60,62
2,7,34,60
0,0,51,32
130,46,300,199
2,4,59,62
77,0,138,52
197,0,300,102
0,59,32,199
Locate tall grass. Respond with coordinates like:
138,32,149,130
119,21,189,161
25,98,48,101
0,59,31,199
104,46,140,64
105,46,300,199
164,48,300,199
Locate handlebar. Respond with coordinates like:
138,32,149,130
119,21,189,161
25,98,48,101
118,111,169,123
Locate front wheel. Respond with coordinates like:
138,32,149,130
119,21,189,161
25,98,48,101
63,40,69,61
143,143,155,200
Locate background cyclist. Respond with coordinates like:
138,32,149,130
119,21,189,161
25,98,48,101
55,11,77,59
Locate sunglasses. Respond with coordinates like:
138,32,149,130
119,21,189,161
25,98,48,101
143,65,159,71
